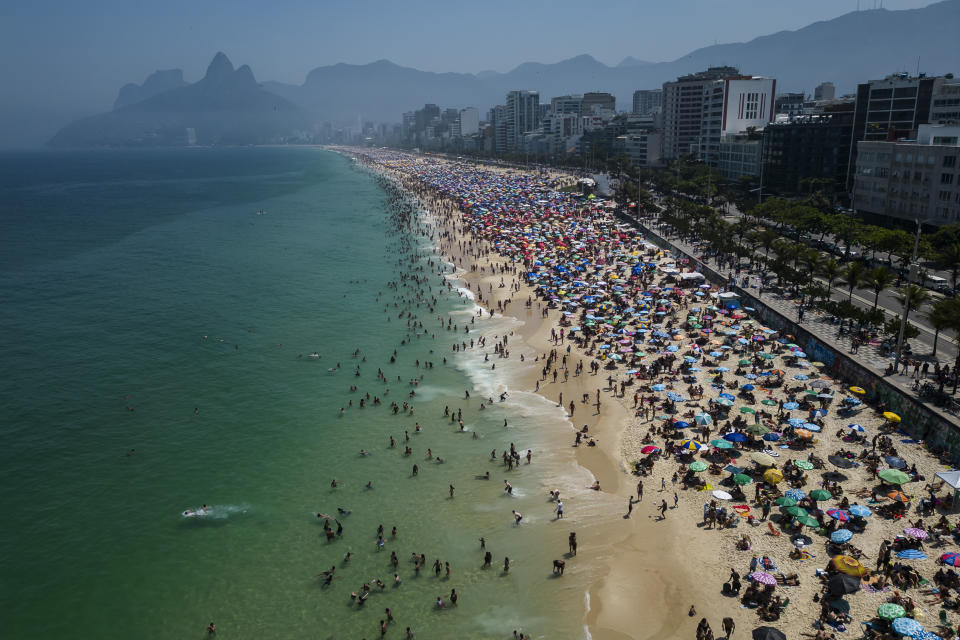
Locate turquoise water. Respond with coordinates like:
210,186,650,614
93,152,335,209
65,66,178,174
0,148,606,639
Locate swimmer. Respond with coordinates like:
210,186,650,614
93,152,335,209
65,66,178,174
337,508,351,516
476,471,490,480
512,510,522,525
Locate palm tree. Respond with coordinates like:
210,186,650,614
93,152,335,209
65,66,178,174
893,284,931,352
936,241,960,291
818,258,843,300
840,261,867,302
925,297,958,359
866,266,897,310
801,248,823,279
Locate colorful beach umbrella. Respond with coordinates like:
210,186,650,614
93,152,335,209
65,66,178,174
784,489,806,501
879,469,910,485
809,489,831,500
749,571,777,586
940,553,960,566
763,469,784,484
830,529,853,543
891,617,924,638
887,490,911,503
896,549,927,560
849,386,866,395
883,411,902,423
680,439,704,451
733,474,754,485
640,445,660,455
877,603,906,620
827,509,849,522
904,527,928,540
689,461,708,472
849,504,872,517
710,439,734,450
831,555,867,577
794,460,814,471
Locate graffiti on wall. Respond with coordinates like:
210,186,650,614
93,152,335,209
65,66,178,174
804,338,835,369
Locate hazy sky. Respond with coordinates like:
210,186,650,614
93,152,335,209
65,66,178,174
0,0,940,146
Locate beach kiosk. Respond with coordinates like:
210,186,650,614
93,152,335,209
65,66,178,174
718,291,741,310
936,470,960,509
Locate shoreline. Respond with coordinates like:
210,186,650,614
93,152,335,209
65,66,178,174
348,148,706,639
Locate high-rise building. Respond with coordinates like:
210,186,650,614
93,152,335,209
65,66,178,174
490,105,509,154
847,73,948,189
458,107,479,137
551,94,583,116
775,93,805,117
505,90,540,151
699,76,776,168
764,104,855,196
582,92,616,116
814,82,836,101
661,66,739,160
931,79,960,124
632,89,662,115
852,124,960,225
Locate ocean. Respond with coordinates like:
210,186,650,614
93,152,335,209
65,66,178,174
0,147,612,639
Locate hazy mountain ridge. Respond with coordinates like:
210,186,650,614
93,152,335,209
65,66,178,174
50,53,309,147
48,0,960,146
114,69,187,110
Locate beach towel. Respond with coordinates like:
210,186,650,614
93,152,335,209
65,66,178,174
860,581,891,594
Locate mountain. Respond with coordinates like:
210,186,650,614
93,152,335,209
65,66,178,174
49,53,309,147
114,69,187,110
263,0,959,126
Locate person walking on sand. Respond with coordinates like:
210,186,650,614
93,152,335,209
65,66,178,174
637,481,643,501
722,617,735,638
659,499,668,519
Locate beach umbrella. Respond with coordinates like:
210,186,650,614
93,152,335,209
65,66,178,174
887,490,911,503
783,505,809,517
714,397,734,407
733,474,754,486
904,527,928,540
745,423,771,436
940,553,960,566
847,424,866,432
763,469,784,484
809,489,831,500
724,432,748,443
775,497,797,507
795,514,819,527
751,628,786,640
827,509,850,522
652,383,666,391
741,384,755,390
794,374,809,380
879,469,911,485
794,460,815,471
739,359,752,365
718,393,736,400
760,353,776,360
801,423,821,432
673,420,691,429
827,572,861,595
712,490,732,501
917,631,943,640
783,402,799,410
740,406,756,414
832,555,867,577
878,603,906,620
640,445,660,455
883,411,902,423
784,489,806,501
751,452,776,467
749,571,777,586
761,399,777,406
716,366,730,372
891,617,925,638
896,549,927,560
849,505,872,517
810,380,831,389
831,529,853,543
689,461,708,472
694,413,713,425
828,599,850,613
710,439,734,450
828,455,855,469
762,432,780,442
679,439,705,451
885,455,907,469
850,386,866,395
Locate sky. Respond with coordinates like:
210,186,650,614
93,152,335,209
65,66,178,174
0,0,941,147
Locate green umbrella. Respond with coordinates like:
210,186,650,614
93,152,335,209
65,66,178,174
710,439,734,449
715,398,734,407
739,359,752,365
775,497,797,507
733,474,753,485
744,423,770,435
787,343,800,348
784,506,809,517
809,489,832,501
878,469,910,485
760,353,776,360
761,399,777,406
740,406,756,414
692,323,703,329
635,351,647,357
689,461,708,472
877,603,906,620
794,460,814,470
795,514,819,527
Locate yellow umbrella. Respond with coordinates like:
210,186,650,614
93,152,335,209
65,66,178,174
883,412,901,423
832,555,868,577
849,386,866,395
751,452,776,467
811,362,826,367
764,468,784,484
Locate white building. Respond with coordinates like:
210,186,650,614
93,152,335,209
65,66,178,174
700,76,776,168
458,107,479,137
506,90,540,152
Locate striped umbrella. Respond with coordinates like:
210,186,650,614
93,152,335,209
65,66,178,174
749,571,777,586
941,553,960,566
679,439,704,451
827,509,850,522
896,549,928,560
694,413,713,425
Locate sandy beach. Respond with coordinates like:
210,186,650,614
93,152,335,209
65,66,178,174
348,148,960,640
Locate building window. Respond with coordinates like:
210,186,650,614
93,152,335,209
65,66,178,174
943,173,955,185
946,156,957,168
941,190,952,201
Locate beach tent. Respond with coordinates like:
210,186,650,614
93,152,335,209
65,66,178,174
936,470,960,509
717,291,741,310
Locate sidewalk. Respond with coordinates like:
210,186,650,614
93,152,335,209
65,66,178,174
624,213,960,425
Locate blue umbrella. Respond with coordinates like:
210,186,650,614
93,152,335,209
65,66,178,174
847,424,866,432
794,374,809,381
762,433,781,442
724,433,748,443
785,489,806,501
709,351,723,357
831,529,853,543
783,402,799,410
811,409,827,417
896,549,928,560
788,418,806,426
694,414,713,425
794,352,808,358
666,345,679,352
885,456,906,469
666,392,687,402
716,366,730,372
745,373,758,379
652,384,666,391
849,505,872,517
802,423,822,432
673,421,691,428
719,393,736,401
741,384,755,390
891,617,925,638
